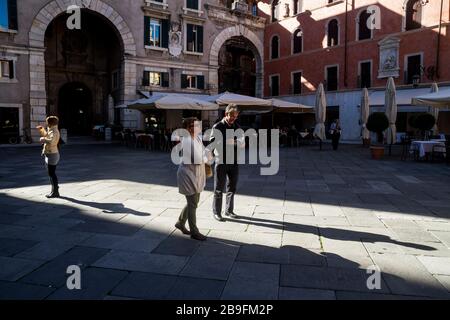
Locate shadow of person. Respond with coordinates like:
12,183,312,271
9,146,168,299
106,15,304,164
59,196,150,217
226,214,436,252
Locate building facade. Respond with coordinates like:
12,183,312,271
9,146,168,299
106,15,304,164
263,0,450,141
0,0,265,141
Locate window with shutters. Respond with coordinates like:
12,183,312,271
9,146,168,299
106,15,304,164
181,74,205,90
143,71,170,88
144,17,169,50
0,0,18,31
0,59,15,81
185,23,203,54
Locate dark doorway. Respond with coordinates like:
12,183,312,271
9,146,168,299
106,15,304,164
219,36,257,97
0,107,19,143
58,82,93,135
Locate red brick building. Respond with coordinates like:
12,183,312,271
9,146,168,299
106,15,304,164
261,0,450,140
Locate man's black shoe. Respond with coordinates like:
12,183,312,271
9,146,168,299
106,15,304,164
191,233,207,241
214,214,225,222
225,212,238,219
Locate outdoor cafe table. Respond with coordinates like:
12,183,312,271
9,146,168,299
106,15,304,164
411,140,446,158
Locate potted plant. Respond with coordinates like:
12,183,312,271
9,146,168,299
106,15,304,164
410,113,435,140
366,112,389,160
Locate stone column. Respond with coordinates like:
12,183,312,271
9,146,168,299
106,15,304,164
207,66,220,128
120,59,141,130
29,50,48,142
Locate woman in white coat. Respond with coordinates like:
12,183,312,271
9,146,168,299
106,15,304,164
175,117,211,241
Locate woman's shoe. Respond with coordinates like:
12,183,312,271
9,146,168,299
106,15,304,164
175,223,191,235
191,233,207,241
46,189,60,198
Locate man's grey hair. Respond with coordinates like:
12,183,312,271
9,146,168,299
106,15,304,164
225,103,239,115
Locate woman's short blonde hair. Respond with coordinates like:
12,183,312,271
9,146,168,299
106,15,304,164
225,104,239,115
46,116,59,127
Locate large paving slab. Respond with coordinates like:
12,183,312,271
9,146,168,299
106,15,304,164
1,144,450,300
221,262,280,300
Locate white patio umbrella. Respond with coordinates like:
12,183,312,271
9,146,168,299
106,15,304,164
207,92,273,113
361,87,370,140
385,77,397,145
429,83,439,135
313,83,327,142
271,98,314,113
128,93,218,111
411,88,450,107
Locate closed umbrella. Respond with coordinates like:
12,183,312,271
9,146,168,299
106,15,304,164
429,83,439,135
361,88,370,141
313,83,327,146
385,77,397,146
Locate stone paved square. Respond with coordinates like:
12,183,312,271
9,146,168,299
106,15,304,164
1,144,450,300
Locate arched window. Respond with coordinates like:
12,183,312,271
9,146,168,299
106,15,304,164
405,0,422,31
271,35,279,59
272,0,279,22
327,19,339,47
358,10,372,40
293,29,303,54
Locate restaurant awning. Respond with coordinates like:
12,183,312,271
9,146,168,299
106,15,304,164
411,88,450,108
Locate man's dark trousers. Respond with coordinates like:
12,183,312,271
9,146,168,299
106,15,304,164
213,163,239,215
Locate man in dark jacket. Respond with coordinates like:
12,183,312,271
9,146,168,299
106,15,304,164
209,104,245,222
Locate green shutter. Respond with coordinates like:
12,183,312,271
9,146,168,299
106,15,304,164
8,60,14,79
181,74,188,89
142,71,149,86
197,75,205,90
144,16,151,46
162,72,170,87
161,19,169,49
7,0,18,30
197,26,203,53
